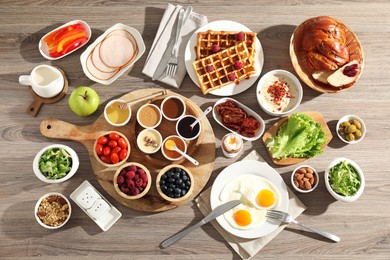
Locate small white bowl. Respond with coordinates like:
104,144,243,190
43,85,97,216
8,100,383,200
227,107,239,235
160,96,186,121
33,144,79,183
256,69,303,116
35,192,71,229
104,99,132,127
325,157,365,202
39,20,92,60
136,128,162,154
336,115,366,144
136,103,162,129
176,115,201,141
291,165,319,193
161,135,187,161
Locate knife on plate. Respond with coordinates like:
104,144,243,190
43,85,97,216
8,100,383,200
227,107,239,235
152,6,192,81
160,200,241,248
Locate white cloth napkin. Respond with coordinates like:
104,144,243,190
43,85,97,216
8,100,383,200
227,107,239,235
196,150,307,259
142,3,208,88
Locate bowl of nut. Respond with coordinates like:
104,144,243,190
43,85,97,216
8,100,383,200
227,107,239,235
336,115,366,144
35,192,71,229
291,165,319,193
156,164,194,202
113,162,151,200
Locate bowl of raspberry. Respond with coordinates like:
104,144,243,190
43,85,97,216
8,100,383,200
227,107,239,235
113,162,151,200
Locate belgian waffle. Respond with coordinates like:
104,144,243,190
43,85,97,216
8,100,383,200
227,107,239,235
196,30,257,60
192,41,256,95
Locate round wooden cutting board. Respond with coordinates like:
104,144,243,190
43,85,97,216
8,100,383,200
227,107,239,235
40,88,216,212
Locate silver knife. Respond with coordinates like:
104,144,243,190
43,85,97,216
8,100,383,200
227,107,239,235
160,200,241,248
152,7,192,81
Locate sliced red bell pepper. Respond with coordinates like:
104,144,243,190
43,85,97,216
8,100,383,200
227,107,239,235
49,50,63,58
61,36,88,55
57,28,86,43
56,31,87,52
44,27,70,47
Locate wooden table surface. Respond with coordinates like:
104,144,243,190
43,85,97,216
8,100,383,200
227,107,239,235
1,0,389,258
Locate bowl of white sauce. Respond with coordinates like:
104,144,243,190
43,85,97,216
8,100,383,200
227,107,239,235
256,70,303,116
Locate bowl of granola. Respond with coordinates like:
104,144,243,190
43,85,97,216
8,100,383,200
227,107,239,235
35,192,71,229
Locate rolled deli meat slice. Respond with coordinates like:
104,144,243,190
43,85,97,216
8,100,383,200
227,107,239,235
86,51,119,81
99,34,135,68
91,42,118,73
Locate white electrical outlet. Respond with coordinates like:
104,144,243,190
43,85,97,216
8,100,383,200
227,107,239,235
87,198,111,220
75,186,101,210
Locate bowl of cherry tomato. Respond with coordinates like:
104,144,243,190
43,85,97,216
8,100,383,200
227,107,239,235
39,20,91,60
93,131,130,167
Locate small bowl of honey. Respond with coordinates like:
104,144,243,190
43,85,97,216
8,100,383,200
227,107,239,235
104,99,132,127
161,135,187,161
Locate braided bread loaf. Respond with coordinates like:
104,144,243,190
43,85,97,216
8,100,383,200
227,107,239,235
301,16,349,71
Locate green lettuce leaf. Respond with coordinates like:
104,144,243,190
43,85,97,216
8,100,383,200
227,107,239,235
329,160,361,196
266,113,326,159
39,148,72,179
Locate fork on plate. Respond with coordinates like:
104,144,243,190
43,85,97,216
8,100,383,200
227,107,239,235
266,209,340,242
164,6,192,78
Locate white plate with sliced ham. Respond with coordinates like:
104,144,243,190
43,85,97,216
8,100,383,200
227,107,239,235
80,23,145,85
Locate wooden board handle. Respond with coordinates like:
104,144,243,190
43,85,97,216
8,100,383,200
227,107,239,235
27,96,43,117
40,118,97,143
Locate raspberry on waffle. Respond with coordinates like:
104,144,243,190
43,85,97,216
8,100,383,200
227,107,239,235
196,30,257,60
192,41,256,95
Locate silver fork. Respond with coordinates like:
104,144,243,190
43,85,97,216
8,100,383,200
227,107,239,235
164,6,192,78
266,210,340,242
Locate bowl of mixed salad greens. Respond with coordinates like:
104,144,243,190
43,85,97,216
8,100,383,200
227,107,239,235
325,157,364,202
33,144,79,183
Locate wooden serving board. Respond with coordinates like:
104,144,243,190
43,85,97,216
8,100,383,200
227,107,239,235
262,111,333,165
40,88,216,212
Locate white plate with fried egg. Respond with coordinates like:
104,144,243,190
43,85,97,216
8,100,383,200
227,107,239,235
210,160,289,238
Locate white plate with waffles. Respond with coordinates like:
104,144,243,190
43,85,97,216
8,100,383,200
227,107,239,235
210,160,289,238
185,20,264,96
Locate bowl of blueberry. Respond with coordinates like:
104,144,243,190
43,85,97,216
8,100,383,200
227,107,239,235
156,164,194,202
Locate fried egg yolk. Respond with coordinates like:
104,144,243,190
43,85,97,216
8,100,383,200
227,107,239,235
257,189,275,208
234,209,252,227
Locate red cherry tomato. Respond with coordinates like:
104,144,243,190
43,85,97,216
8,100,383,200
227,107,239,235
112,146,121,155
109,132,120,141
117,138,127,149
95,144,103,155
99,155,111,164
103,146,111,156
107,140,118,148
110,153,119,164
119,149,128,161
97,136,108,145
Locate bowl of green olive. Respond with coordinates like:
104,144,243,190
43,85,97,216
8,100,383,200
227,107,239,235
336,115,366,144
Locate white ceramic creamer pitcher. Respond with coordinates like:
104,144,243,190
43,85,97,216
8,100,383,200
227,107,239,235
19,65,64,98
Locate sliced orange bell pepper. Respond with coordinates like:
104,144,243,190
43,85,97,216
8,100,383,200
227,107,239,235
56,31,87,52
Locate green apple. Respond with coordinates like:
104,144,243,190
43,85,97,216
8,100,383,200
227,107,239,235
68,86,99,117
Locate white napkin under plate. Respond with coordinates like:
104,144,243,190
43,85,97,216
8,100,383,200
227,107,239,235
196,150,307,259
142,3,208,88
